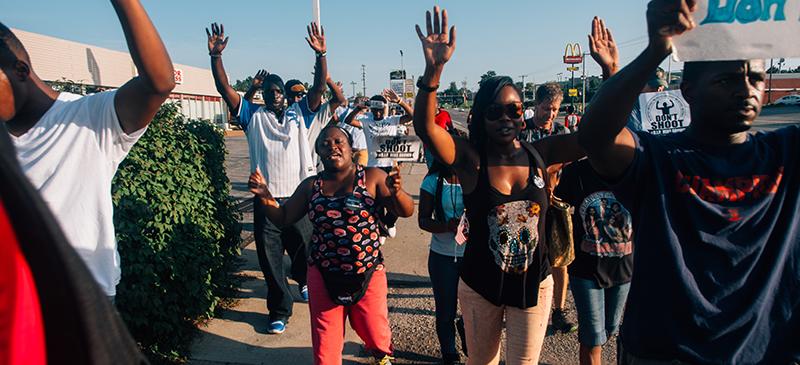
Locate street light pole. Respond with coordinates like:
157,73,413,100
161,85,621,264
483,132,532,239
519,74,527,104
768,58,774,104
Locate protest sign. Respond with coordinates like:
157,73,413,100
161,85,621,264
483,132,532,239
638,90,692,135
373,135,422,164
673,0,800,61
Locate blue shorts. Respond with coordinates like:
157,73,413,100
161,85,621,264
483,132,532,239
570,276,631,346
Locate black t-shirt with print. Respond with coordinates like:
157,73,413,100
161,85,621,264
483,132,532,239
613,127,800,364
461,143,551,309
555,159,633,288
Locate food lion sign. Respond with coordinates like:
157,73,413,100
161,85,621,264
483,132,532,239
639,90,692,135
374,135,422,164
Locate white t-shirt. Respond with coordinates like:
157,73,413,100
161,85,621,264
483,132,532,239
361,114,404,168
336,107,367,150
239,98,331,198
12,90,147,296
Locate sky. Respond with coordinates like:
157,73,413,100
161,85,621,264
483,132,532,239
2,1,798,97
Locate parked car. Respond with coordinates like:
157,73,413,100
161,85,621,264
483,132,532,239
774,95,800,105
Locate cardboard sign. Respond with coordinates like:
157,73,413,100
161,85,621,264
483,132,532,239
373,135,422,163
638,90,692,135
673,0,800,61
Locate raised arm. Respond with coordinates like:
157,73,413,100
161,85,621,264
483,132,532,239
372,166,414,218
305,23,328,112
249,169,311,227
244,69,267,103
578,0,697,179
206,23,241,115
344,106,366,128
413,6,473,167
327,79,347,113
111,0,176,134
383,89,413,124
588,17,620,81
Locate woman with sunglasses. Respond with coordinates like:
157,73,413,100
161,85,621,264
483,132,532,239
248,125,415,365
412,7,584,365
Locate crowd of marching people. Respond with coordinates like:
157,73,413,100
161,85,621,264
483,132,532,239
1,0,799,364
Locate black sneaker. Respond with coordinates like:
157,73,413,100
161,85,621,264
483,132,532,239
551,308,578,333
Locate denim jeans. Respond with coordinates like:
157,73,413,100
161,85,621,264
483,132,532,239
428,250,462,358
570,275,631,346
253,197,312,322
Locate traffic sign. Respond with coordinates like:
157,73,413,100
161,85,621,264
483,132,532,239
567,66,579,72
568,88,579,97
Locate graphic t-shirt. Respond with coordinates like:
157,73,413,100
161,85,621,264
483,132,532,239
613,128,800,364
12,91,146,296
556,159,633,288
420,173,466,258
361,114,404,167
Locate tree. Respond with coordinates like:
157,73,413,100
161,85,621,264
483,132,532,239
232,76,255,92
445,82,459,95
480,70,498,86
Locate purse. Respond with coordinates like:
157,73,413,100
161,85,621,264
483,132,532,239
520,142,575,267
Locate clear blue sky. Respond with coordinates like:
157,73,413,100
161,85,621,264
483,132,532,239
1,1,796,97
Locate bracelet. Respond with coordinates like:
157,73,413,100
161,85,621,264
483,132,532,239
210,53,222,58
316,51,327,58
416,79,439,92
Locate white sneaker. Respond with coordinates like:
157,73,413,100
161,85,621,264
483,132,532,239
379,236,387,246
387,226,397,238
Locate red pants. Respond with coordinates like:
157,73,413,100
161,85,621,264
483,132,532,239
308,265,392,365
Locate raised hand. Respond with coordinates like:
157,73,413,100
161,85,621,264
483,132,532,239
589,17,619,74
415,6,456,68
252,69,268,90
646,0,697,56
382,88,401,103
305,22,326,54
248,168,274,203
386,166,403,196
206,23,229,55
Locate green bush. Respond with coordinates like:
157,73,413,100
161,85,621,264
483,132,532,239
112,103,242,363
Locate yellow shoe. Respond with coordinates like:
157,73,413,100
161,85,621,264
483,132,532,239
372,354,395,365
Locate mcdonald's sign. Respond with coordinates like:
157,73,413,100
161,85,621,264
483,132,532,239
563,43,583,64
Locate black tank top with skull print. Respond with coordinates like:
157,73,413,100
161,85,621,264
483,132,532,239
460,142,551,309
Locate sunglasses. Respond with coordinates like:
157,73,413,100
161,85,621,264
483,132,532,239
486,102,524,121
290,92,307,98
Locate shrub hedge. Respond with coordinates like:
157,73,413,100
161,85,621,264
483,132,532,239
112,103,242,363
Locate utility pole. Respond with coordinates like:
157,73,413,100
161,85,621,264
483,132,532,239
581,53,587,113
768,58,774,104
519,74,527,104
361,64,367,97
400,50,404,72
350,81,357,98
